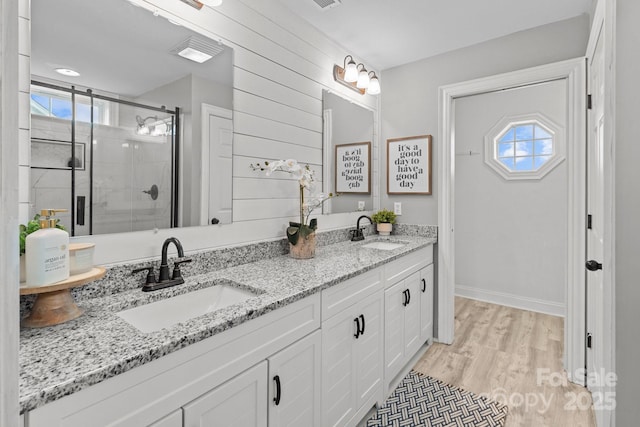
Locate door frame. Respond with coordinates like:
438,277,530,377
437,58,587,383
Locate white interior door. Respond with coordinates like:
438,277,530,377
453,80,568,316
201,104,233,225
586,21,607,421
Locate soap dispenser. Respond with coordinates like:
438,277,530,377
26,209,70,287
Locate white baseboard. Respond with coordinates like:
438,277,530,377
455,284,565,317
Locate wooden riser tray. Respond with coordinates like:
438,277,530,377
20,267,106,328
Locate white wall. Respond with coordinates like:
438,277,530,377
614,0,640,424
454,80,567,315
17,0,380,264
380,15,590,224
0,0,21,425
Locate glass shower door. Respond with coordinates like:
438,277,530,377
91,100,175,235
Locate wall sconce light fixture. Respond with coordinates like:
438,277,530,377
136,115,172,137
333,55,380,96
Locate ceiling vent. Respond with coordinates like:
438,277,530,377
311,0,341,10
169,36,224,64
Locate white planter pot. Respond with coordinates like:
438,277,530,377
377,223,393,236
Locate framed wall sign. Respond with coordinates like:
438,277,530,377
335,141,371,194
387,135,432,194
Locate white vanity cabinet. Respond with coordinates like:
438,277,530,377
268,330,321,427
26,294,321,427
24,242,435,427
384,271,422,380
149,410,182,427
183,329,321,427
183,362,268,427
383,246,434,393
321,269,384,427
419,264,434,342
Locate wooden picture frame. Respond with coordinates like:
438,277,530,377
335,141,371,194
387,135,432,195
31,138,86,171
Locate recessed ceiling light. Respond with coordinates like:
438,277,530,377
55,68,80,77
177,47,213,64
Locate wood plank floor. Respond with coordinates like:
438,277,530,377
413,297,596,427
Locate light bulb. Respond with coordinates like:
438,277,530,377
367,73,380,95
344,58,358,82
356,69,370,89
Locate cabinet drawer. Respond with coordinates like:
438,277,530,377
321,268,383,321
384,246,432,288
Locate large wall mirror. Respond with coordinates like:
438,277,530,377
322,90,375,214
29,0,234,236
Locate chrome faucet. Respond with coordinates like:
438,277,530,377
350,215,373,241
132,237,192,292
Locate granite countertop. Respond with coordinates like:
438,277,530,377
19,235,435,414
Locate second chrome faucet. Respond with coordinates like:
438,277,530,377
132,237,192,292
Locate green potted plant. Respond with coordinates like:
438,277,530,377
371,209,397,236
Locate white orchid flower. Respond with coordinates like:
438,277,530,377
284,159,298,169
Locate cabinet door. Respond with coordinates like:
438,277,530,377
183,361,267,427
269,330,321,427
384,280,406,380
403,272,422,357
149,410,182,427
322,306,358,427
420,264,434,342
354,291,384,410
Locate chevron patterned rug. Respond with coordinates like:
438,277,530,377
367,371,508,427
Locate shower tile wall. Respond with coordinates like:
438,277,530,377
30,116,172,235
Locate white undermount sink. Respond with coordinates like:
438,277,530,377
360,240,408,251
117,282,260,333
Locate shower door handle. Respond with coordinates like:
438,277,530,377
76,196,85,226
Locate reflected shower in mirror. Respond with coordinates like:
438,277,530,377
322,90,374,214
29,0,234,235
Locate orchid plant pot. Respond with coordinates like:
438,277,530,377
289,229,316,259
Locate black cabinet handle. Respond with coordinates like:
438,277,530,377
402,289,409,306
273,375,281,405
359,314,365,336
354,317,361,338
586,260,603,271
421,278,426,292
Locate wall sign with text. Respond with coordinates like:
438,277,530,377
387,135,432,194
335,141,371,194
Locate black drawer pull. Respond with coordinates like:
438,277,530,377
359,314,365,336
273,375,281,405
421,278,426,292
354,317,361,338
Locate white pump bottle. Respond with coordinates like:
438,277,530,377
25,209,70,287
